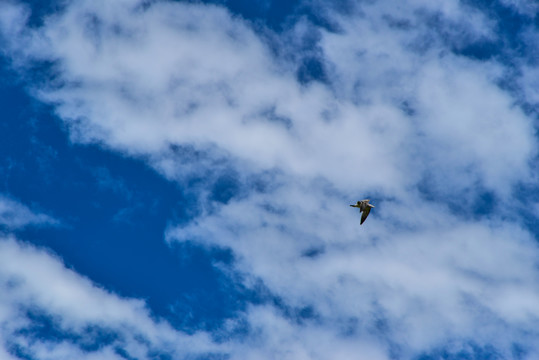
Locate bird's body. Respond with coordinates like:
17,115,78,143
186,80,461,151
350,199,375,224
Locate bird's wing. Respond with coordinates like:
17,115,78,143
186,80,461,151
360,206,371,225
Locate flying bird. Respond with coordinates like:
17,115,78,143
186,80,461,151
350,199,375,225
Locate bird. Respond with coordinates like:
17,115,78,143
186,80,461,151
350,199,375,225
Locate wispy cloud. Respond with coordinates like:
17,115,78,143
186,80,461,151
0,195,58,229
500,0,539,16
1,0,538,358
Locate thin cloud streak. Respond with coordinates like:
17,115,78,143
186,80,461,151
0,195,58,229
1,0,539,358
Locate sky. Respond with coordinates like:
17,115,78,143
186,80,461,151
0,0,538,359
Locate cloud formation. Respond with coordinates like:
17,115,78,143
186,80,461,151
0,193,218,359
0,236,221,360
1,0,539,358
0,195,57,229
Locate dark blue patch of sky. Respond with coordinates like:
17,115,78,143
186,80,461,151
0,53,246,331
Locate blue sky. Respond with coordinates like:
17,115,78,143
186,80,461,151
0,0,538,359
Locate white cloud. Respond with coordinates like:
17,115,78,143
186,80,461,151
169,181,539,357
0,236,221,359
1,0,539,358
0,195,58,229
